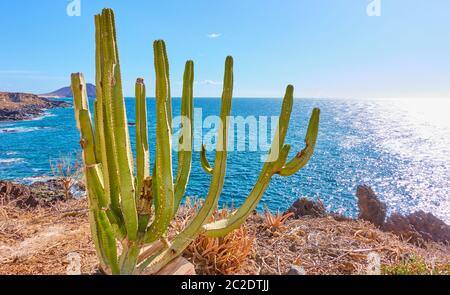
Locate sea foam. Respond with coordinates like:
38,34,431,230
0,158,25,164
0,126,48,134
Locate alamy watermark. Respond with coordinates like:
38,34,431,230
367,0,381,17
366,252,381,275
171,109,284,163
67,0,81,17
66,252,81,275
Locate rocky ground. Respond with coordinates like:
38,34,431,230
0,180,449,275
0,92,69,121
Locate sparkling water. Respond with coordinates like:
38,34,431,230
0,97,449,223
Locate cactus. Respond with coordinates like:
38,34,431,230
72,8,320,275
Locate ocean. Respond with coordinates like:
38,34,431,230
1,97,449,223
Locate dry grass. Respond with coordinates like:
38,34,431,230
0,199,96,275
250,214,450,275
176,199,256,275
1,197,448,275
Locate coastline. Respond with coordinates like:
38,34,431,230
0,92,70,122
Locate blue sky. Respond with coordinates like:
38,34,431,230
0,0,449,99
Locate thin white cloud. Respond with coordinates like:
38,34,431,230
207,33,221,39
196,80,222,86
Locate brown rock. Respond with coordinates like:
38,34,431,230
356,185,386,227
30,179,70,200
0,180,37,208
0,92,69,121
383,211,450,245
286,197,327,218
0,179,72,208
382,213,421,244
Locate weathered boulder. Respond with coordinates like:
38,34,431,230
356,185,450,245
30,179,71,201
383,211,450,245
286,197,327,218
356,185,386,227
0,179,79,208
0,180,37,208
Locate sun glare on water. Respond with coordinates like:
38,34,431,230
367,98,450,222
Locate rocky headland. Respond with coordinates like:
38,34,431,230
0,92,70,121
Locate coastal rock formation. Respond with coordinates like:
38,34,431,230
286,197,327,218
0,179,77,208
355,185,450,245
356,185,386,227
0,92,69,121
0,181,37,208
383,211,450,245
30,179,74,201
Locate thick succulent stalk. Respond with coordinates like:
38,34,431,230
71,73,120,275
173,61,194,214
143,41,175,243
94,14,120,224
138,56,234,274
101,10,138,243
135,79,150,200
135,78,152,235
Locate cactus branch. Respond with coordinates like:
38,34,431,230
201,85,295,237
200,144,214,175
95,12,123,226
138,56,234,274
278,108,320,176
144,40,175,243
173,61,194,214
101,9,138,242
135,78,152,234
71,72,120,274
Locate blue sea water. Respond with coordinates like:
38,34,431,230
1,97,449,223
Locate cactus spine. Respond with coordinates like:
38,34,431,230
72,8,320,275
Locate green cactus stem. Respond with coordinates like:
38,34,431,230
143,40,175,244
138,56,234,274
71,72,120,274
200,144,214,175
201,85,296,237
173,61,194,215
278,108,320,176
102,10,138,242
135,78,152,235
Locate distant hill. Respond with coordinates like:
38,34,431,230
41,83,96,98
